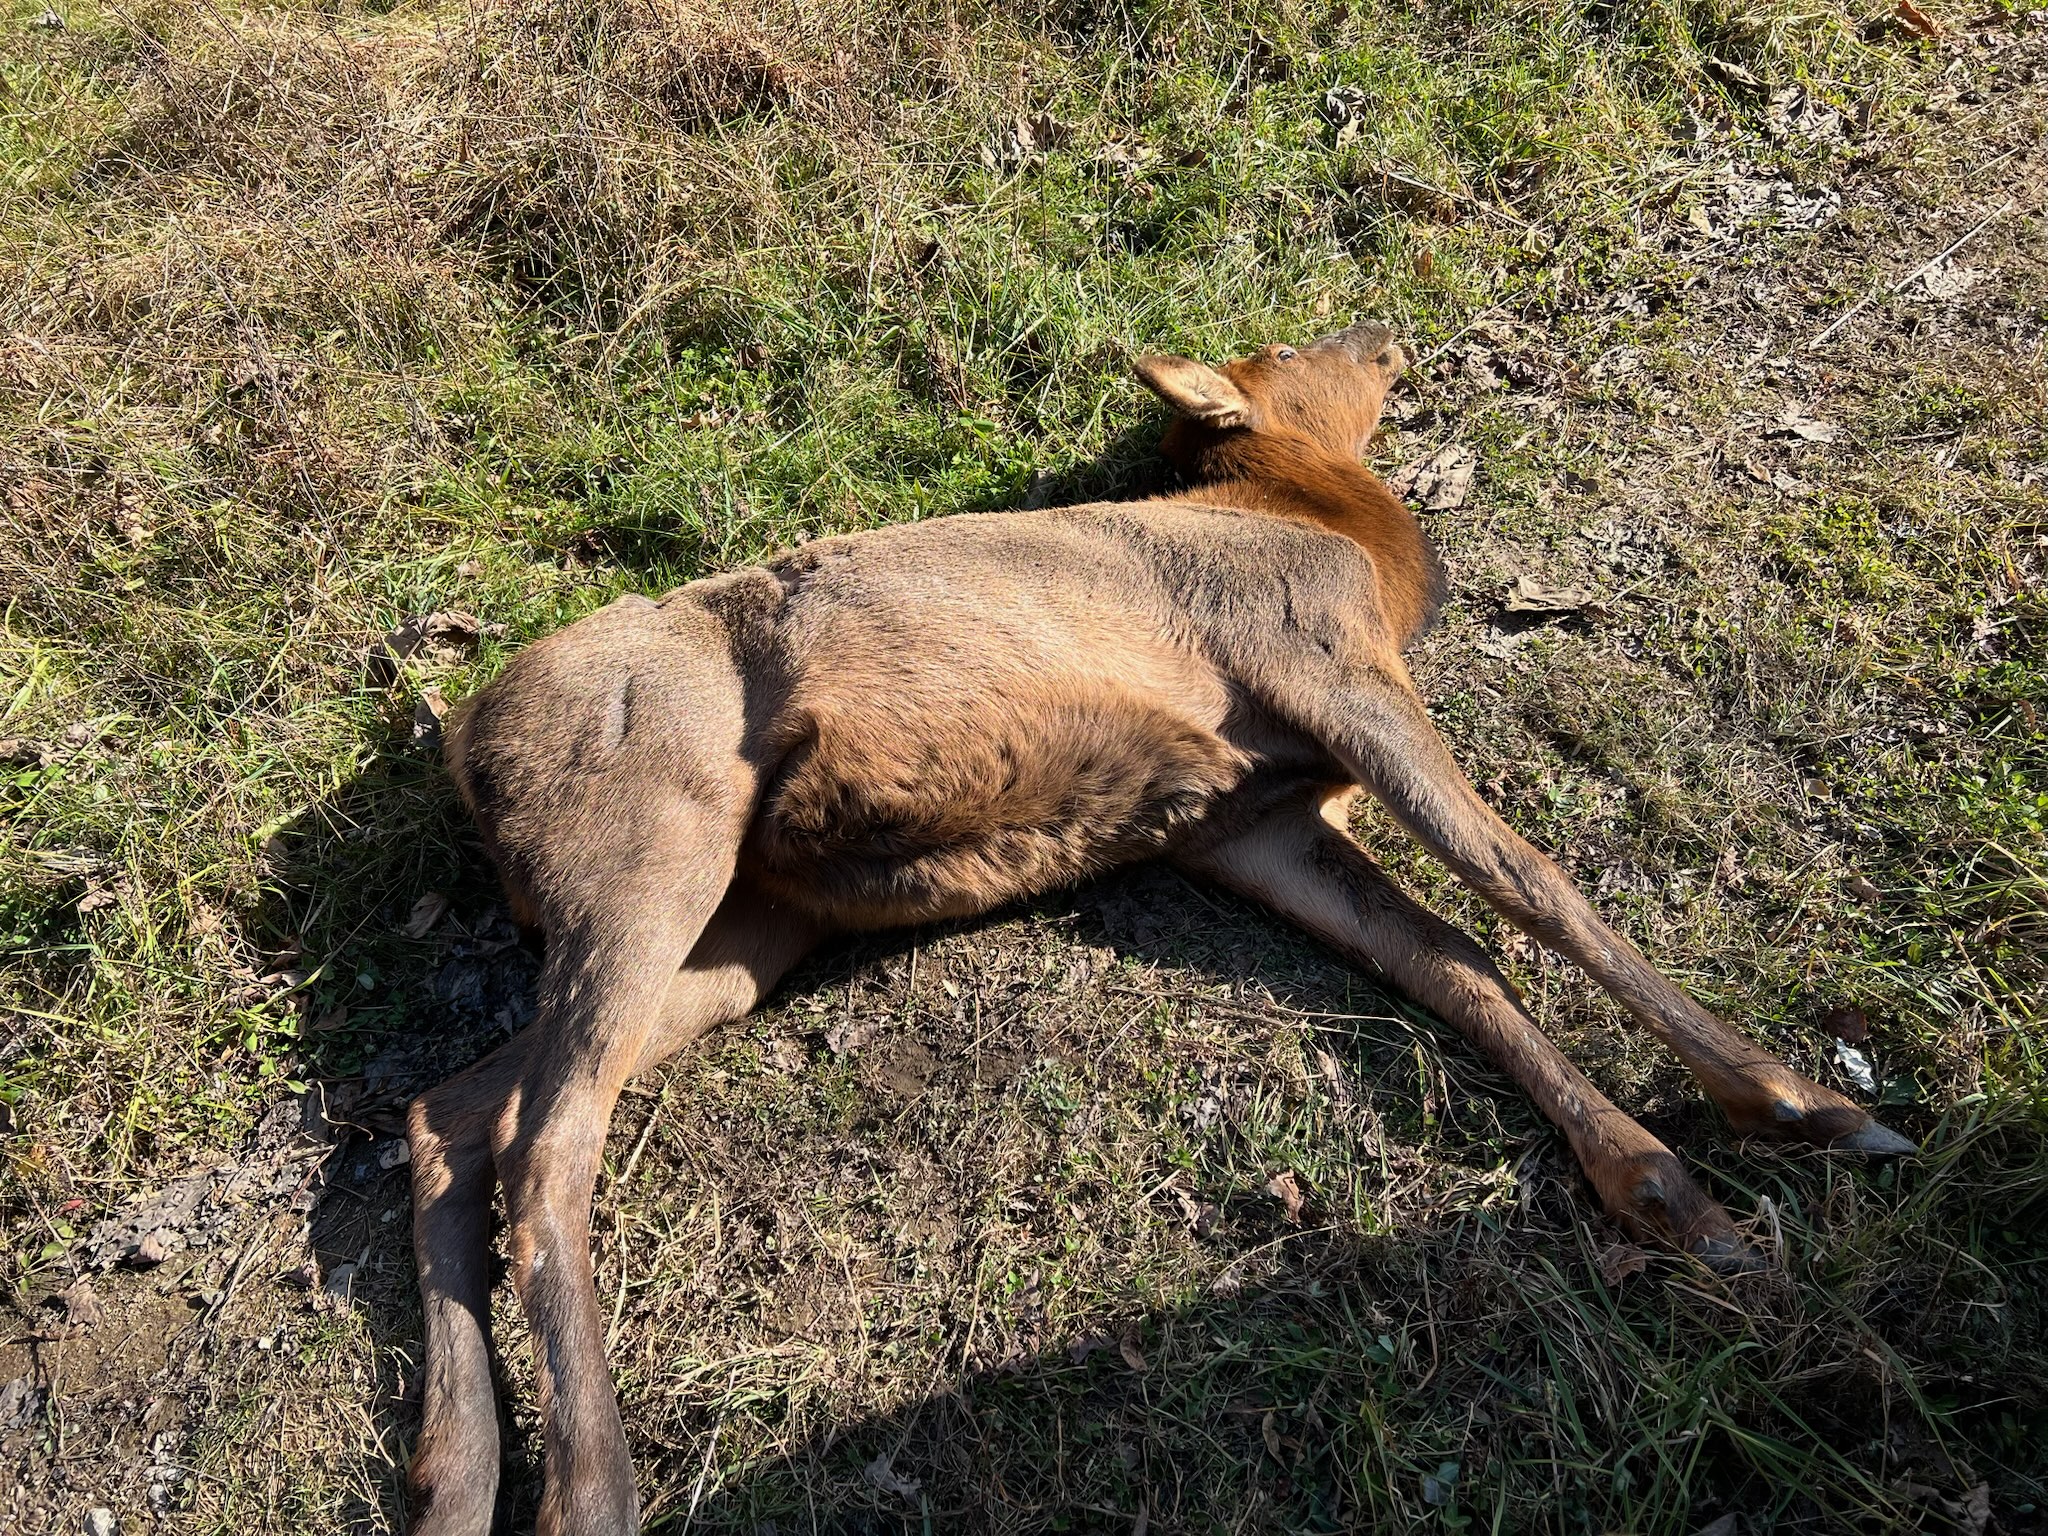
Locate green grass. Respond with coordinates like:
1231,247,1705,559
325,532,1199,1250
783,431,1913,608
2,0,2045,1530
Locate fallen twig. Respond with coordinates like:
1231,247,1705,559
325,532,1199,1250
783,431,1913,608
1808,198,2015,349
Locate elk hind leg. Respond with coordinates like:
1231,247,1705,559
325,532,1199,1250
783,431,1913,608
406,883,819,1536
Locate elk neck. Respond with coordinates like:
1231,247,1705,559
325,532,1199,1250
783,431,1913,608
1176,428,1448,646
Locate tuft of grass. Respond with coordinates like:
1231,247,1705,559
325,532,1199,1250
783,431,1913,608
2,0,2044,1531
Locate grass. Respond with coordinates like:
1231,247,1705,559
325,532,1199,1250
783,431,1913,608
1,0,2045,1530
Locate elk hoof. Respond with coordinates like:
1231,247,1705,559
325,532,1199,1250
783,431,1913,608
1829,1118,1917,1158
1688,1232,1769,1275
1607,1152,1761,1271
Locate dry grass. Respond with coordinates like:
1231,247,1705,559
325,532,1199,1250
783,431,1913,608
2,0,2045,1531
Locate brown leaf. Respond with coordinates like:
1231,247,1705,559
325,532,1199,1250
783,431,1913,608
60,1279,102,1329
1266,1169,1304,1224
1705,57,1763,92
1895,0,1940,36
824,1014,880,1056
1959,1482,1991,1536
1824,1005,1871,1045
131,1229,173,1267
1068,1334,1113,1365
1502,574,1598,615
1118,1333,1148,1372
1261,1410,1283,1461
402,891,451,939
367,617,425,687
1173,1188,1219,1238
1390,444,1477,511
1768,402,1842,443
413,687,449,746
1596,1241,1652,1285
1844,874,1882,904
421,611,482,644
863,1453,922,1502
310,1004,351,1033
369,612,482,688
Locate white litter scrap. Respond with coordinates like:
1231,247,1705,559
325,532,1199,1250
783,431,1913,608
1834,1038,1878,1095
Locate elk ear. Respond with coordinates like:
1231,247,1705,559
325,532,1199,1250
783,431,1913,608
1133,354,1255,428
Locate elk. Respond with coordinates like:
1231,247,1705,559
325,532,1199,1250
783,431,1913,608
404,321,1913,1535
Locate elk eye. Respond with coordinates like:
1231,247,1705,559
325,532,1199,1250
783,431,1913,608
1275,347,1298,362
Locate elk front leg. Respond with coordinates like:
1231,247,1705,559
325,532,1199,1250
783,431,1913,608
1308,680,1915,1156
1178,795,1756,1265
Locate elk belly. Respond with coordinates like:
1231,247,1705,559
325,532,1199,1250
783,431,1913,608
748,691,1249,927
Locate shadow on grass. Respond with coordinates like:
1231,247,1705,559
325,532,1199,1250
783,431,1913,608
272,792,2048,1534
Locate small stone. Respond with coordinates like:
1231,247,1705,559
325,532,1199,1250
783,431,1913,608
85,1510,118,1536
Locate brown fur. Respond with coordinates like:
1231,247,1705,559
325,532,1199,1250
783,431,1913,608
406,319,1913,1536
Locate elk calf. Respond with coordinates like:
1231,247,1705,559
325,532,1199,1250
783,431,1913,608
405,321,1913,1535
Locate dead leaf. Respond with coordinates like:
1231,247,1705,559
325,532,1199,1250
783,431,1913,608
1502,574,1597,615
1118,1333,1148,1372
1067,1334,1114,1364
1691,1515,1741,1536
1386,444,1476,511
367,619,425,688
1265,1169,1304,1224
1705,57,1763,92
1172,1188,1219,1238
132,1229,173,1267
1895,0,1940,37
1844,874,1882,905
1959,1482,1991,1536
1597,1241,1652,1285
1769,402,1842,443
413,687,448,746
1824,1004,1872,1044
824,1014,879,1056
368,612,482,688
378,1138,412,1169
1095,137,1159,179
1916,257,1984,301
863,1453,922,1502
61,1279,103,1328
402,891,451,939
1260,1410,1283,1461
1322,84,1369,146
987,111,1070,170
421,611,482,645
1313,1049,1352,1103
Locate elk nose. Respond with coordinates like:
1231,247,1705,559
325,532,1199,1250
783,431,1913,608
1312,319,1404,375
